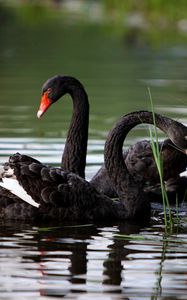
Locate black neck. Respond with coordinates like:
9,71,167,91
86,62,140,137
61,78,89,178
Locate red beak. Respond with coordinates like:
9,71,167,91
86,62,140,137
37,91,52,119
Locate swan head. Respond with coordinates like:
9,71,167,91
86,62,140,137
37,75,82,118
167,121,187,154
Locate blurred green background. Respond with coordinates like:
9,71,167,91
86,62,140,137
1,0,187,139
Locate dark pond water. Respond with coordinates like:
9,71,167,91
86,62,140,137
1,3,187,299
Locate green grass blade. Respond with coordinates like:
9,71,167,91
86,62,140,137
148,88,174,231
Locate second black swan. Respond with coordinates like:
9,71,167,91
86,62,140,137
1,111,187,221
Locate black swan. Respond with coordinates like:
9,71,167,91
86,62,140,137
103,111,187,201
38,75,187,199
1,110,187,221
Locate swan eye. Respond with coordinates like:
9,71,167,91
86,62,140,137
47,88,52,94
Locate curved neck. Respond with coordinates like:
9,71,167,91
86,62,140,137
104,110,186,193
61,78,89,178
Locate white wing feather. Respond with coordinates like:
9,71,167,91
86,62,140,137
0,178,39,208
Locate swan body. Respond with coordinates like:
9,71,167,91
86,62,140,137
1,111,187,221
91,138,187,198
125,138,187,183
0,153,130,221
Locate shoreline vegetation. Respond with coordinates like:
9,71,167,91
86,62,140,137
1,0,187,46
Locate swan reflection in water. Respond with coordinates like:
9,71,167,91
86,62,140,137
0,218,186,298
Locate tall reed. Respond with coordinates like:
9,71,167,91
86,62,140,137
148,88,174,229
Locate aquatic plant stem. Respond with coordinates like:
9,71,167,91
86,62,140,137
148,87,174,230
